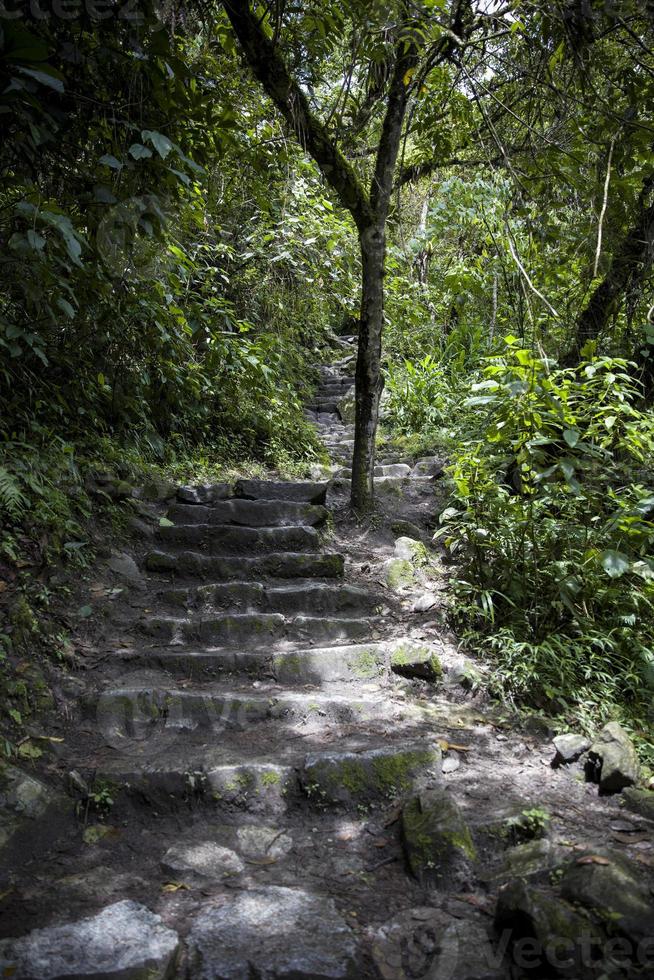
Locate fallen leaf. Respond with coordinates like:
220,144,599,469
83,825,118,845
244,856,278,866
162,881,189,892
576,855,611,866
373,838,390,848
634,852,654,868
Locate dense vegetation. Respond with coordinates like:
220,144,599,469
1,2,653,756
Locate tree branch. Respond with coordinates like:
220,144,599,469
222,0,373,229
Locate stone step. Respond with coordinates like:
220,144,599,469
156,524,320,554
177,483,231,505
306,399,340,413
94,732,440,813
234,479,328,504
159,581,380,616
145,550,344,580
118,639,440,686
117,640,390,683
95,685,394,739
335,463,412,479
166,499,328,528
141,612,378,647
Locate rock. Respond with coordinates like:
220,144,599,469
494,879,600,978
411,593,438,613
0,900,179,979
389,641,442,682
371,907,502,980
394,536,429,564
552,733,591,765
522,714,555,738
161,841,244,880
177,483,231,505
140,476,176,502
402,788,476,885
187,886,358,979
586,721,639,793
236,825,293,860
103,479,133,501
376,463,411,478
385,558,417,591
484,805,551,846
446,659,484,692
0,764,61,850
107,551,142,583
560,849,654,945
501,838,566,881
235,479,328,504
441,752,460,774
391,520,423,540
337,391,356,424
622,786,654,821
411,457,445,479
301,743,441,805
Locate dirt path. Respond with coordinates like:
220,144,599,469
0,341,653,979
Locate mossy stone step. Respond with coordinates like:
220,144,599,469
177,483,232,505
300,742,441,805
145,550,344,580
141,612,377,646
159,581,379,616
234,479,328,504
116,641,391,683
156,524,320,554
166,499,328,528
95,686,392,738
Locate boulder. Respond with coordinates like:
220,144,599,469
140,476,176,502
560,850,654,945
501,838,566,882
301,743,441,806
161,841,244,880
107,551,142,584
391,519,423,540
494,879,600,978
0,764,61,852
411,457,445,479
402,788,476,886
586,722,639,793
385,558,417,591
0,901,179,979
371,907,503,980
389,641,442,682
188,886,358,979
622,786,654,822
394,536,429,564
552,733,591,765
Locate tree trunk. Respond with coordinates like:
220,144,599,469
351,223,386,511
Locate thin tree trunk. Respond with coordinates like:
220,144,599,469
351,223,386,509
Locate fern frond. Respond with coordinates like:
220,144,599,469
0,465,28,520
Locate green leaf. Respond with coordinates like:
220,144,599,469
129,144,153,160
142,129,174,159
159,517,175,527
77,604,93,618
601,550,630,579
27,230,45,250
563,429,579,448
98,154,123,170
16,65,64,93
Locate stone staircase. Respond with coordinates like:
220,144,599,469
3,338,651,980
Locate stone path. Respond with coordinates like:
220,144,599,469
0,339,653,979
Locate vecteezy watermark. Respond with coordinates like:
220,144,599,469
0,0,157,22
394,923,654,980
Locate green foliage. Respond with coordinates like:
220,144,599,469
438,339,654,743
